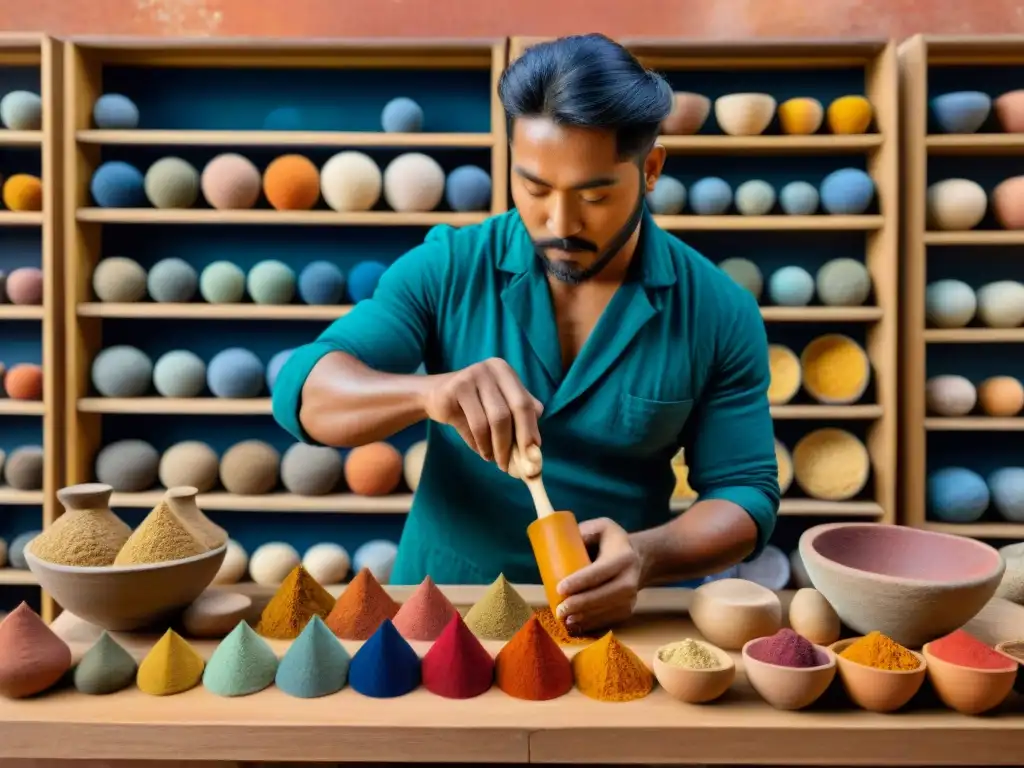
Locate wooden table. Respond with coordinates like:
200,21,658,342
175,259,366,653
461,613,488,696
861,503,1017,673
1,585,1024,766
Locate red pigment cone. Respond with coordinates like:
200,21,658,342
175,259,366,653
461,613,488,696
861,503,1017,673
495,615,573,701
392,576,458,641
422,613,494,699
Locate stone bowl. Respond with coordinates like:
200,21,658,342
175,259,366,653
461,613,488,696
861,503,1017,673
661,92,711,135
930,91,992,134
995,90,1024,133
25,544,227,631
799,523,1004,648
992,175,1024,229
714,93,776,136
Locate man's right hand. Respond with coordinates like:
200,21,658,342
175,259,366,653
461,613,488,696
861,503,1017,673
423,358,544,473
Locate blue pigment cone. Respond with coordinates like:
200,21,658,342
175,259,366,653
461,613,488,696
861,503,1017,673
203,621,278,697
275,615,351,699
349,618,421,698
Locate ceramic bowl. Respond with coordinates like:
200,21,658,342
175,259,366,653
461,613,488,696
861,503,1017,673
922,641,1017,715
800,523,1004,648
653,639,736,704
995,640,1024,693
661,92,711,135
930,91,992,134
26,544,227,631
995,90,1024,132
830,637,927,712
741,637,837,710
689,578,782,650
714,93,776,136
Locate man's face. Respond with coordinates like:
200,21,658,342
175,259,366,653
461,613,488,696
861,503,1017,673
510,116,664,282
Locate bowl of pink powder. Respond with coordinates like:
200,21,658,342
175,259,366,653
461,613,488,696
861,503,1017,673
742,628,836,710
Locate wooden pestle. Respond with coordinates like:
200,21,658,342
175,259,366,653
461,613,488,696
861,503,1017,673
510,444,555,519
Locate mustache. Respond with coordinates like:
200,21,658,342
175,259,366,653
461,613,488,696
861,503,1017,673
532,236,598,253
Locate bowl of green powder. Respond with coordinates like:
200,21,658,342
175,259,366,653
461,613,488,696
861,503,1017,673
653,638,736,704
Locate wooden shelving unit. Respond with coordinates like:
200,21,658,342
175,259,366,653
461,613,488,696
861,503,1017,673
0,34,62,617
900,34,1024,541
63,39,508,564
510,38,899,549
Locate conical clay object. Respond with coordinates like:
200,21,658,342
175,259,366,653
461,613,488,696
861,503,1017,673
74,631,137,695
137,629,205,695
115,500,206,565
203,621,278,697
0,602,72,698
422,614,494,699
392,575,458,641
164,486,228,549
325,567,400,640
275,615,351,698
256,564,336,639
495,615,573,701
30,484,132,566
464,573,533,640
349,618,421,698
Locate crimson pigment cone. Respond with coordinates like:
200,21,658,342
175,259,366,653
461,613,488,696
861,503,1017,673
422,614,494,699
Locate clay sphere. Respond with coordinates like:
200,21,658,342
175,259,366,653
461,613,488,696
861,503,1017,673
777,97,823,135
779,181,819,215
927,179,987,230
734,180,775,216
344,442,403,496
95,439,159,492
992,176,1024,229
689,177,732,215
266,348,294,392
91,345,153,398
201,153,262,210
302,543,350,585
4,447,43,491
5,267,42,305
928,467,989,523
383,152,445,212
0,91,42,130
297,261,345,305
147,257,198,303
926,279,976,328
2,175,42,212
976,280,1024,328
207,348,264,399
646,176,686,215
90,161,146,208
381,97,424,133
819,168,875,215
159,441,220,492
144,157,199,209
978,376,1024,417
926,375,977,417
826,95,873,134
348,260,388,302
281,443,343,496
714,93,776,136
4,364,42,401
990,468,1024,522
92,94,139,129
263,154,320,211
768,266,814,307
212,540,249,585
995,90,1024,132
247,260,295,305
92,257,147,303
930,91,991,134
445,165,492,212
717,257,763,300
353,539,398,583
220,440,280,495
816,258,871,306
153,349,206,398
249,542,300,586
320,151,382,212
661,92,711,135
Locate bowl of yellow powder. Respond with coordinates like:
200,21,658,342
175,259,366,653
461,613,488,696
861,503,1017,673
653,637,736,704
830,632,927,712
800,333,871,405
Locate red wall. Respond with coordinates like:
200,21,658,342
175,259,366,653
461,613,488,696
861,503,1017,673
3,0,1022,39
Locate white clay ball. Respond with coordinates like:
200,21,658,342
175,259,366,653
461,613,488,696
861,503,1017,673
926,375,977,417
248,541,301,586
926,178,987,230
320,151,382,212
383,153,445,212
977,280,1024,328
734,179,776,216
212,539,249,585
302,542,351,585
926,279,977,328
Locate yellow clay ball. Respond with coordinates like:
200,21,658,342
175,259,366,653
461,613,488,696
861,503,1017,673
777,97,824,135
827,95,873,135
2,174,42,211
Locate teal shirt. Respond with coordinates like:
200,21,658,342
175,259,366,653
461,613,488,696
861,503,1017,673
272,207,780,585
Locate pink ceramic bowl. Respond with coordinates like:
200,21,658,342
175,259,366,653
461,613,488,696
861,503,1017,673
799,523,1003,648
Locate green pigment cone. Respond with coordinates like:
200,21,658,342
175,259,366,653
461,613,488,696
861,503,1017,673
203,620,278,697
275,615,351,699
74,631,137,695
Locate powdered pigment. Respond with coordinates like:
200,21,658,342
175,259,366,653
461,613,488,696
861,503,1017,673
392,575,458,641
657,639,721,670
349,618,421,698
74,631,137,695
464,573,532,640
929,628,1016,670
422,613,494,699
114,500,207,565
275,615,351,699
325,567,400,640
495,614,573,701
535,606,596,644
572,632,653,702
30,485,132,566
840,631,920,671
203,621,279,697
137,629,205,696
257,564,336,639
0,602,72,698
748,628,822,668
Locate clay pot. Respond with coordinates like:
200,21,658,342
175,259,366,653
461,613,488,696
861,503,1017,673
777,97,824,135
995,90,1024,133
992,175,1024,229
714,93,776,136
660,92,711,135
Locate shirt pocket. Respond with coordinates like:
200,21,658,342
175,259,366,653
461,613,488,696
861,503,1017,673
618,394,694,455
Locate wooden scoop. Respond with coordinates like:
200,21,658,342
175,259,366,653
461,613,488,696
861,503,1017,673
510,444,556,519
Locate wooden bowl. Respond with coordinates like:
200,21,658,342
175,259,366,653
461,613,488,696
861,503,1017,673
714,93,776,136
25,544,227,631
653,639,735,704
831,637,927,712
689,578,782,651
922,642,1017,715
800,523,1004,648
741,638,836,710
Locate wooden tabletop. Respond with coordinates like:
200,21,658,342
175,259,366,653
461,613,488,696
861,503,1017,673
2,585,1024,765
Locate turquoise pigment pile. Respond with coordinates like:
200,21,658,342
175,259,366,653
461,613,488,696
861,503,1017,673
276,616,351,699
203,621,279,697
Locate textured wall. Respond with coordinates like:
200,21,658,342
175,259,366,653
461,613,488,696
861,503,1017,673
3,0,1024,39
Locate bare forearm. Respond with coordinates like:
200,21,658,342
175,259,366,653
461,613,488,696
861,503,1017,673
630,499,759,587
299,351,434,447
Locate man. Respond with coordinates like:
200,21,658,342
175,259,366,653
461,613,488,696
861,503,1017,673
272,33,780,634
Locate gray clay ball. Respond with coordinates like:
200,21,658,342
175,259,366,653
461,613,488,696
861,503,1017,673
220,440,280,495
247,260,295,305
153,350,207,398
646,176,686,215
91,345,153,398
281,443,344,496
147,257,198,303
95,439,159,492
718,258,764,301
92,257,148,303
4,446,43,491
816,258,872,307
297,261,345,305
445,165,492,212
266,348,293,392
145,157,200,209
200,261,246,304
159,440,220,492
381,97,424,133
0,91,42,130
9,531,40,569
207,348,265,399
92,94,139,129
779,181,820,215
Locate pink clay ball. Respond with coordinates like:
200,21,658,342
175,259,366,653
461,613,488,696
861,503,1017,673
992,176,1024,229
5,267,42,305
201,153,262,210
995,90,1024,133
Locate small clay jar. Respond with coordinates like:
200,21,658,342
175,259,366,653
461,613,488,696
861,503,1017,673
164,486,228,550
57,482,114,513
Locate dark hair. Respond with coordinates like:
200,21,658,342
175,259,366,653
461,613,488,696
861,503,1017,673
498,33,673,160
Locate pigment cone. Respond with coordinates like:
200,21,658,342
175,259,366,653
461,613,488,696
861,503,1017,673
495,614,573,701
392,575,457,641
349,618,420,698
74,631,137,695
275,615,351,699
137,629,205,696
0,602,72,698
464,573,532,640
256,564,336,639
203,621,278,697
326,567,400,640
422,613,494,699
571,631,653,702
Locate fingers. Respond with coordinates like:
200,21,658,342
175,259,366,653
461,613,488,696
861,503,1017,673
454,380,493,461
476,373,513,471
557,548,632,601
577,517,610,547
559,575,638,630
486,359,542,459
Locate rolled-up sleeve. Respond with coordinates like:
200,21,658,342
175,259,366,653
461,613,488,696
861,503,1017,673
682,290,781,558
271,230,450,444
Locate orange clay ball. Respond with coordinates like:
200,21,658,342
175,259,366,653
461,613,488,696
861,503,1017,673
2,174,42,212
262,154,320,211
344,442,403,496
4,364,43,401
978,376,1024,417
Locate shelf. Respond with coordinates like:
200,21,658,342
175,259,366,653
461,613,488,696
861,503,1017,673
110,491,414,513
923,328,1024,343
924,231,1024,246
656,134,883,154
925,418,1024,431
0,488,44,506
759,306,881,322
0,306,44,320
76,209,490,227
654,215,883,231
75,129,495,148
771,405,881,419
0,569,36,585
921,521,1024,540
0,400,44,416
0,130,43,147
674,498,883,517
926,134,1024,155
0,212,43,227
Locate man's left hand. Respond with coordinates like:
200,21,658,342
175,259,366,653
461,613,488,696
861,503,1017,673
554,517,645,634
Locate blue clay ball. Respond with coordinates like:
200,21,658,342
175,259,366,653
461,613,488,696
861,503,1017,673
207,348,265,399
263,106,303,130
298,261,346,305
768,266,815,307
779,181,819,215
931,91,991,134
348,260,388,302
688,177,732,215
267,348,294,392
93,94,140,129
381,97,423,133
90,161,146,208
445,165,491,212
989,467,1024,522
928,467,990,523
646,176,686,215
820,168,875,215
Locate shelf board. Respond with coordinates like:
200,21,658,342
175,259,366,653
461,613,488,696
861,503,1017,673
657,134,883,154
759,306,881,322
771,405,881,419
924,328,1024,343
926,134,1024,155
654,215,882,231
673,498,883,517
0,212,42,227
926,417,1024,430
0,305,43,320
0,487,43,506
921,521,1024,540
0,569,36,585
75,129,496,148
924,231,1024,246
76,209,489,227
0,130,42,147
0,400,44,415
110,491,414,513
